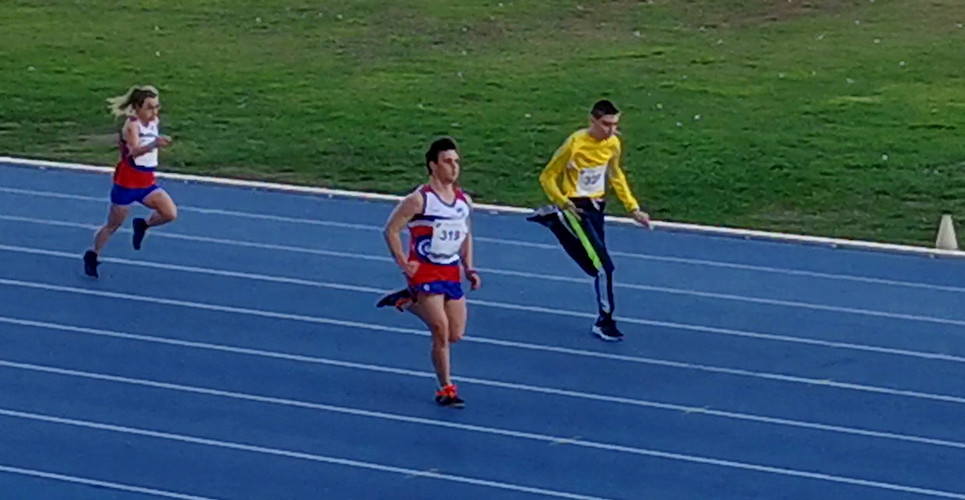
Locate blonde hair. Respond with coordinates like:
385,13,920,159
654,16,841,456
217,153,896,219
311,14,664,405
106,85,159,117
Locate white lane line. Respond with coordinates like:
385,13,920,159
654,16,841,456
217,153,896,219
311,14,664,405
0,408,609,500
1,407,962,499
3,241,965,367
3,315,962,451
2,185,962,293
1,214,962,327
5,356,965,453
0,464,217,500
1,279,964,407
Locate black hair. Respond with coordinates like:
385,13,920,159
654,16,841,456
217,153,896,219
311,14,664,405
425,136,458,174
590,99,620,119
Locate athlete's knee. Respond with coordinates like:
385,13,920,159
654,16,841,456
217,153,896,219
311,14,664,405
431,330,449,350
159,203,178,222
427,316,449,338
104,221,123,233
448,325,465,343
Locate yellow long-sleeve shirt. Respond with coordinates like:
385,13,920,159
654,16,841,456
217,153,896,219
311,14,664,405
538,129,640,213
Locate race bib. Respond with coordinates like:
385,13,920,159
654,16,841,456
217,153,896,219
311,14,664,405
575,165,607,196
429,219,467,257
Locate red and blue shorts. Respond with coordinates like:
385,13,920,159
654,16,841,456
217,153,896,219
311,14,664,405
407,259,464,300
111,157,158,206
110,184,159,206
410,280,464,301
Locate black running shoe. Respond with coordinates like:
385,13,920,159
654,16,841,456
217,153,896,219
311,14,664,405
376,288,413,311
132,218,148,250
435,384,465,409
591,318,624,342
83,250,99,278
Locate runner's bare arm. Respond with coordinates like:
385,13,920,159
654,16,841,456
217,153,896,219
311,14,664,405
124,120,169,157
460,195,481,290
383,191,424,269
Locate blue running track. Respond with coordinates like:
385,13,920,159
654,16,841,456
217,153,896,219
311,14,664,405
1,161,964,499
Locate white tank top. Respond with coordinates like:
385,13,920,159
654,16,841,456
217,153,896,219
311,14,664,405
409,185,471,265
132,119,160,168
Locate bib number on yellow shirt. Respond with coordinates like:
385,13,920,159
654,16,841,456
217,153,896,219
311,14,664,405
576,165,607,197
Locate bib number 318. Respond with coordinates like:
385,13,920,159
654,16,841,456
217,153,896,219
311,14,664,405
430,220,467,255
437,229,461,241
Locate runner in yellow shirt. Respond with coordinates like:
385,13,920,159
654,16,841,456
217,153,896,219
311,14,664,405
527,99,651,341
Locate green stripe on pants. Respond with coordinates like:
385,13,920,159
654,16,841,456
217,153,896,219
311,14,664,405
562,210,603,272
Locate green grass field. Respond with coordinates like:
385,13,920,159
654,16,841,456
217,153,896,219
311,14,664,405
2,0,964,245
